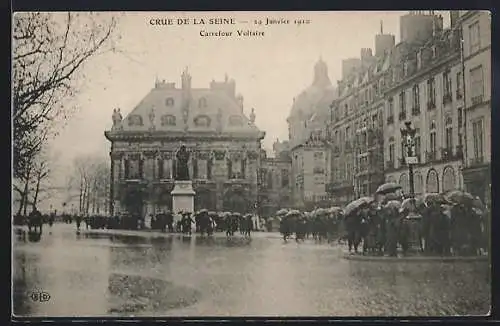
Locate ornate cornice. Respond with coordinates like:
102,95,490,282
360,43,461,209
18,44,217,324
104,130,265,142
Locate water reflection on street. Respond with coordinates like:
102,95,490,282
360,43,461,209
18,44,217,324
13,224,490,317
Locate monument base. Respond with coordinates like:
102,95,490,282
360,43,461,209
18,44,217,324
171,180,196,214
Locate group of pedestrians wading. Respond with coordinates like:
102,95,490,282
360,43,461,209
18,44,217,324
273,186,490,257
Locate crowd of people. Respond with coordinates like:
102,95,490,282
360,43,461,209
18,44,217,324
14,185,489,258
272,187,490,257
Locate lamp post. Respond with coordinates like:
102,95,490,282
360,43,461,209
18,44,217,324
400,121,417,198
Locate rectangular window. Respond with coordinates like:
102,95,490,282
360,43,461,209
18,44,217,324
470,65,484,104
389,143,395,163
430,131,437,154
446,127,453,150
197,159,207,179
456,71,463,99
399,90,406,114
427,77,436,108
472,119,484,160
162,159,173,179
413,84,420,110
469,21,480,53
443,70,452,97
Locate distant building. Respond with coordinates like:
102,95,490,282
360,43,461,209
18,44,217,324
104,69,265,217
285,59,336,209
458,10,491,205
328,36,390,205
258,142,292,216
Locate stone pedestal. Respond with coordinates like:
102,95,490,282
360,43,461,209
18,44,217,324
171,180,196,214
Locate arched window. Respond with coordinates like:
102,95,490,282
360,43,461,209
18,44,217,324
426,169,439,193
193,115,211,127
128,115,143,126
414,172,423,195
229,115,243,126
198,97,207,108
161,114,176,126
442,166,456,192
165,97,175,107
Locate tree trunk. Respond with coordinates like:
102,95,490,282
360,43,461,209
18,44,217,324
79,176,84,213
22,168,31,216
32,171,42,209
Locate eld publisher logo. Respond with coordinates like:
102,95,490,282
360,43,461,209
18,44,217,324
30,291,51,302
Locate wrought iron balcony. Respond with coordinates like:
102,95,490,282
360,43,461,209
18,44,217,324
471,95,484,106
411,106,421,116
427,101,436,111
440,147,453,160
387,115,394,125
455,145,464,160
425,150,437,162
443,93,453,105
469,156,485,166
398,111,407,121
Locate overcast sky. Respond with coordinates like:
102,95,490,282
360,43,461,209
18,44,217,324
44,11,450,189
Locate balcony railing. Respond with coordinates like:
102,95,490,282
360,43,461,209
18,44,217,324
387,115,394,125
427,101,436,111
443,93,453,105
398,111,407,121
440,147,453,160
425,150,437,162
411,106,420,116
471,95,484,106
469,156,485,166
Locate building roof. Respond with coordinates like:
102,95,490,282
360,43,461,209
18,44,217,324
115,72,261,136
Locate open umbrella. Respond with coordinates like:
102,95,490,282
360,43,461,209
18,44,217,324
343,197,374,216
385,200,402,210
444,190,474,205
375,182,402,195
286,210,301,217
422,193,447,205
401,198,418,212
276,208,288,217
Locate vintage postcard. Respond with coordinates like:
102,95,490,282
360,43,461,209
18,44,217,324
12,11,491,318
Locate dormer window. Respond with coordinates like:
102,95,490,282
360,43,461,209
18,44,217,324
161,114,176,126
165,97,175,107
198,97,207,108
194,114,211,127
128,115,143,126
228,115,243,126
417,51,422,69
431,46,437,59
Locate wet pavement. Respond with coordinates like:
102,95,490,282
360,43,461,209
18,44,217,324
13,223,490,317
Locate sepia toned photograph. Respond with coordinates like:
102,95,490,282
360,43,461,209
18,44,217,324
12,10,491,318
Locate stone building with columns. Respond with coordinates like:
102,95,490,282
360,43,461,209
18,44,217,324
104,69,265,217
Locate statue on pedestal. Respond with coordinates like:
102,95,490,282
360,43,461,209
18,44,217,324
112,108,123,129
175,145,190,180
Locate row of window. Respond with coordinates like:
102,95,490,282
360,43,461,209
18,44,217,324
120,158,249,180
259,168,290,189
163,97,208,108
127,114,244,127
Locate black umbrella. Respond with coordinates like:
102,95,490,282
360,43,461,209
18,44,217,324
343,197,374,216
375,182,402,195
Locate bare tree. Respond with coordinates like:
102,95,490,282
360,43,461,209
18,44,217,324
12,12,118,178
72,154,109,215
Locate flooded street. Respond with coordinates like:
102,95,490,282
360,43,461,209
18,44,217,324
13,224,490,317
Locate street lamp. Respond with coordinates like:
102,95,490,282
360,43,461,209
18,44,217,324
400,121,417,198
